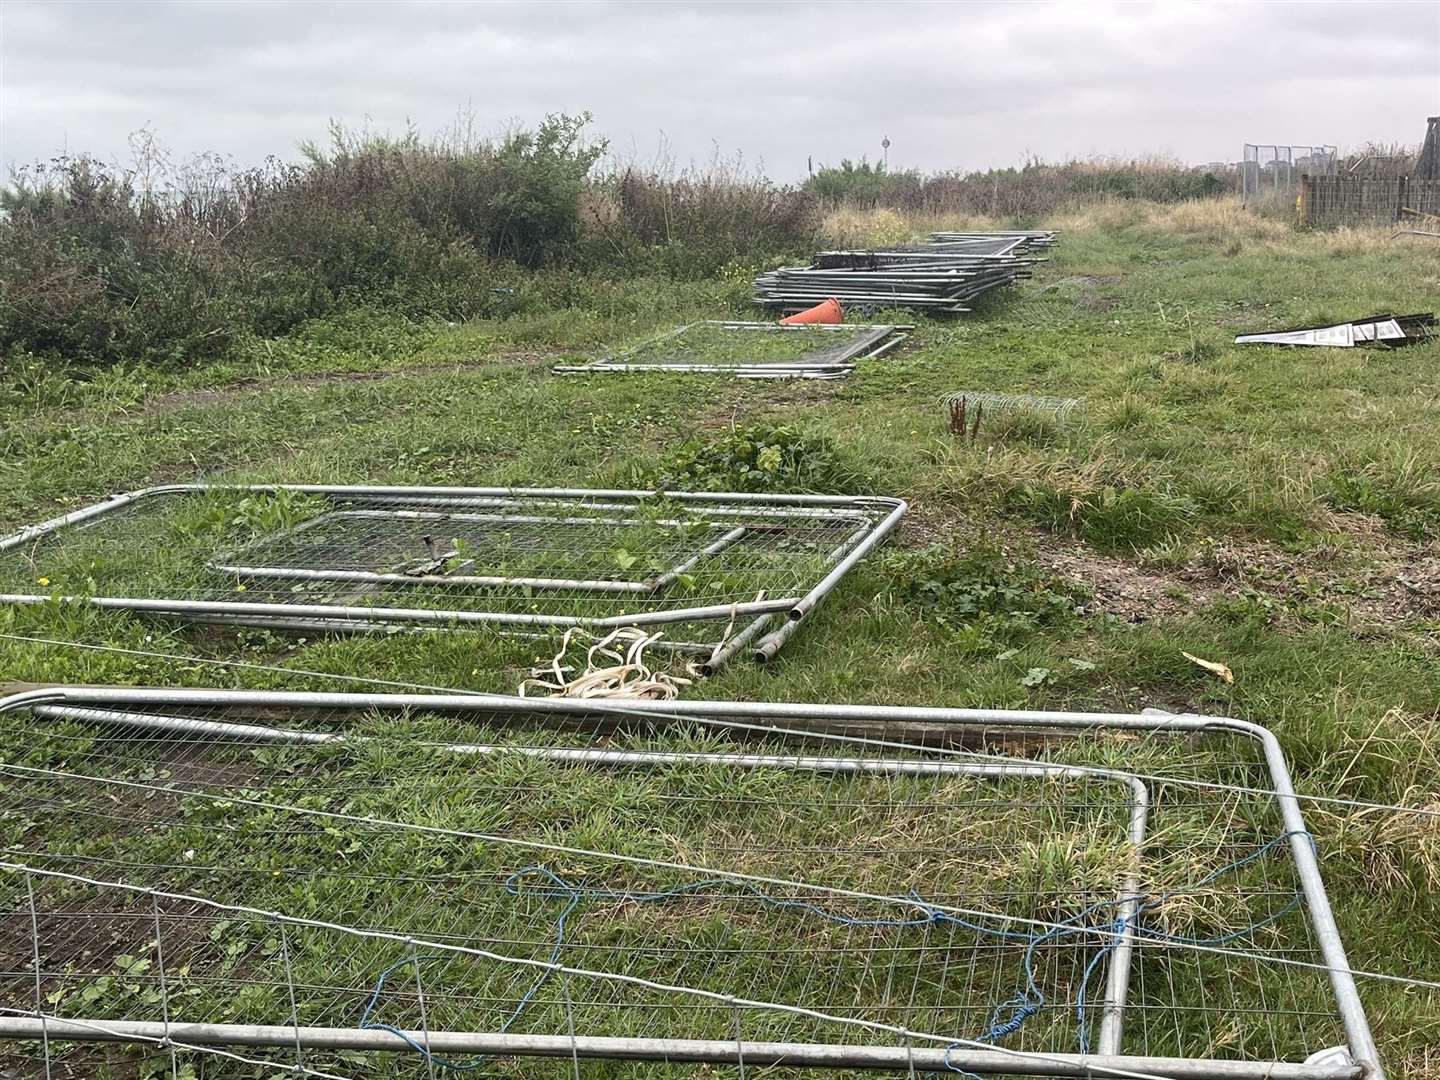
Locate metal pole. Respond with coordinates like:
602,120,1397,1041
788,497,908,619
23,703,1145,790
1219,719,1386,1080
1097,778,1149,1055
0,1017,1362,1079
0,593,799,630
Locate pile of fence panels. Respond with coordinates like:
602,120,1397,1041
929,230,1059,254
754,231,1057,314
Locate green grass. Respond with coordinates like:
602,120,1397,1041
1,200,1438,1076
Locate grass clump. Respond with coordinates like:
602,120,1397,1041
1323,447,1440,540
988,457,1201,551
819,206,914,249
977,407,1065,447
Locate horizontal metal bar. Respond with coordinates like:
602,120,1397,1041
701,320,916,331
555,363,858,374
24,702,1131,784
0,593,799,628
0,483,903,517
208,563,661,594
158,614,719,653
0,686,1233,734
0,1017,1359,1078
336,496,876,523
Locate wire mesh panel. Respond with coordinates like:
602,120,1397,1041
0,486,906,668
941,391,1083,438
0,688,1381,1078
1242,144,1336,206
553,321,907,380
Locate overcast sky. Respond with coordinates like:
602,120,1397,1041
2,0,1436,180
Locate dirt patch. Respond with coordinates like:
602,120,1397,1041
0,881,235,1080
692,378,845,432
1047,533,1440,632
1036,543,1207,621
898,501,1440,633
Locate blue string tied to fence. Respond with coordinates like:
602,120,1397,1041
356,831,1313,1073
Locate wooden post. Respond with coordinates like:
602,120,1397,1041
1298,174,1311,226
1395,175,1408,224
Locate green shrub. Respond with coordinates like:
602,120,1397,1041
647,424,870,494
805,159,920,205
593,166,817,277
0,115,605,368
884,543,1087,648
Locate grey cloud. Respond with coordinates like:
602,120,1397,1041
2,0,1436,178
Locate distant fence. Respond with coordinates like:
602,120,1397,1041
1241,144,1336,203
1299,174,1440,228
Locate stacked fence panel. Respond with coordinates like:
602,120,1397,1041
753,231,1056,315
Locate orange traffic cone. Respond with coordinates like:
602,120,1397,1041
780,297,843,325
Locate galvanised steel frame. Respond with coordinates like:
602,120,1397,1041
552,321,910,380
0,485,906,669
0,686,1384,1079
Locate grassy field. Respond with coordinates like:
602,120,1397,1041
1,198,1438,1077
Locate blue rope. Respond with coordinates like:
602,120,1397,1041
356,867,581,1070
1067,829,1311,1056
355,832,1314,1072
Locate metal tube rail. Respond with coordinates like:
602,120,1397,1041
0,1017,1361,1079
0,592,800,629
788,497,908,620
0,484,907,555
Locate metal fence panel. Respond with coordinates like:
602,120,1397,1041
553,321,908,380
0,686,1383,1078
1242,144,1336,205
0,486,906,668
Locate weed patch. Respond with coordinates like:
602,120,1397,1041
646,424,872,494
884,543,1087,652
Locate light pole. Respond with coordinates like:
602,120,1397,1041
881,135,890,170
